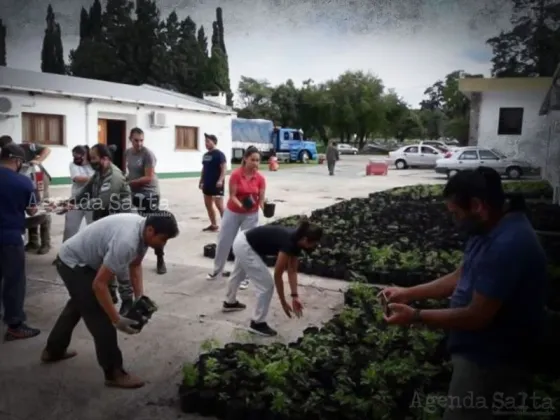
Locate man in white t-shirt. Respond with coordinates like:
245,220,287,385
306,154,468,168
41,212,179,389
63,145,95,241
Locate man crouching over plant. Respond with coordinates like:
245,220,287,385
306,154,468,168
41,212,179,389
382,167,547,420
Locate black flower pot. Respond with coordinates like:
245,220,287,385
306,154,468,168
223,399,247,420
198,389,218,416
263,202,276,218
203,243,216,259
178,385,199,413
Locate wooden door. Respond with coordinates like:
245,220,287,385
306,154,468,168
98,119,107,144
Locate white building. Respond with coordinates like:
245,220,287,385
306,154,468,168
539,66,560,203
0,66,236,184
459,73,560,203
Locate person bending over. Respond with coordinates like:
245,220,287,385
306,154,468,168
207,146,266,290
383,167,547,420
222,219,323,337
42,212,179,389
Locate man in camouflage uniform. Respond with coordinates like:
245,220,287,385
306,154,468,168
20,141,52,254
68,144,134,314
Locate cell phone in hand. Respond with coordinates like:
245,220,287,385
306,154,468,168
380,291,390,316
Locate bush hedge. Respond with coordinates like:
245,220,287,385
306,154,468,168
179,284,560,419
189,180,560,419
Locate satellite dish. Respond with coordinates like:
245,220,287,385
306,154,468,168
0,97,12,113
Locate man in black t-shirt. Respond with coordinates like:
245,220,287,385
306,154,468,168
199,134,226,232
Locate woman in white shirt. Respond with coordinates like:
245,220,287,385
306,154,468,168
62,145,95,241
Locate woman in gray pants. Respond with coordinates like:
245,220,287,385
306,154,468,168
206,147,266,289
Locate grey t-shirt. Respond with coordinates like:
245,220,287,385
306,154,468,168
125,147,159,195
58,213,149,280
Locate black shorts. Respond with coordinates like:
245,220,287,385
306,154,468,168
202,185,224,197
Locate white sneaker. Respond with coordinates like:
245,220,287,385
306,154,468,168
240,279,249,290
206,272,219,280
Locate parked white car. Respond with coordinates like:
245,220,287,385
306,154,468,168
337,143,358,155
434,147,534,179
419,140,458,153
389,144,446,169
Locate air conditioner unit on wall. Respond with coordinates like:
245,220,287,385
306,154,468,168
150,111,167,128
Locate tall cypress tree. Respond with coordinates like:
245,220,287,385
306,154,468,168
130,0,162,85
101,0,134,82
0,19,6,66
89,0,103,39
79,7,90,41
41,5,65,74
214,7,232,105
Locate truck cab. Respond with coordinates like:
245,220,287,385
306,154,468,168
272,127,318,162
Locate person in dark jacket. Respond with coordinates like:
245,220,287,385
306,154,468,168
0,142,41,341
325,141,339,176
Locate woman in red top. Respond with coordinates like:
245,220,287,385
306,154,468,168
207,146,266,289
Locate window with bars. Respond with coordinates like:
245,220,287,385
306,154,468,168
21,112,65,145
175,126,199,150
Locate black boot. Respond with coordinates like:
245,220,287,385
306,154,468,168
156,249,166,274
156,256,167,274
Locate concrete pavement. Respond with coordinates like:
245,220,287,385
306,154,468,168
0,156,445,420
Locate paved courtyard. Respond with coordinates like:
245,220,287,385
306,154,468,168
0,156,445,420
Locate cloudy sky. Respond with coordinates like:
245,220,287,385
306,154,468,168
0,0,512,107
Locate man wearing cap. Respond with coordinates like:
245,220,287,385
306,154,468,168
0,142,41,340
199,133,226,232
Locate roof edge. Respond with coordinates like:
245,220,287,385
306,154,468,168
0,85,235,115
459,77,552,94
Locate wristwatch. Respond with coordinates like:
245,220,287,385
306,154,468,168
412,308,422,323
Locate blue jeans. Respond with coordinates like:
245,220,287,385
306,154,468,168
0,244,27,325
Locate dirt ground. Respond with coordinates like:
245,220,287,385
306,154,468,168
0,156,445,420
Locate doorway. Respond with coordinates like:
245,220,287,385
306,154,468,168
98,118,126,170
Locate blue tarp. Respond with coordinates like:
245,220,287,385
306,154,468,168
231,118,273,145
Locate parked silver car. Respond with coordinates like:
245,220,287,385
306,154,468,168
337,143,358,155
388,144,445,169
434,147,534,179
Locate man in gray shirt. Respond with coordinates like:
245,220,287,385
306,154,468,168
125,127,167,275
41,212,179,389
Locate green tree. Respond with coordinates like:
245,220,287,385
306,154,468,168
0,19,6,66
487,0,560,77
101,0,134,82
328,71,385,148
89,0,103,39
207,21,230,97
173,16,199,95
79,7,90,41
215,7,232,105
41,4,65,74
271,79,301,127
128,0,162,85
235,76,277,119
420,70,483,145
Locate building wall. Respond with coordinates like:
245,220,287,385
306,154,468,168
477,89,549,168
543,111,560,194
0,91,233,183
